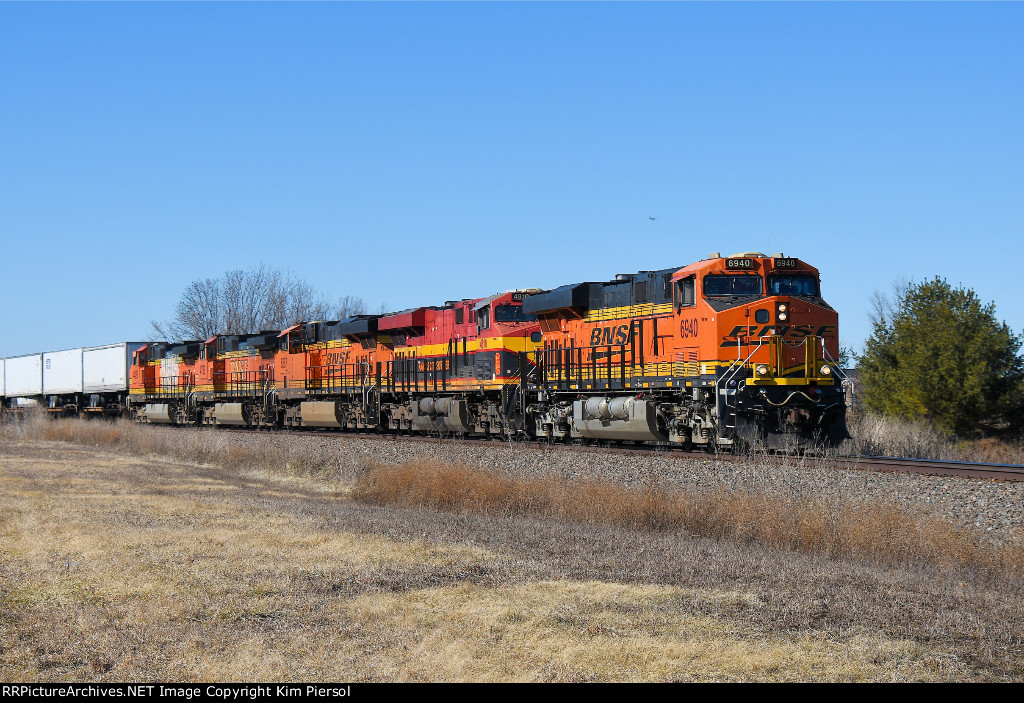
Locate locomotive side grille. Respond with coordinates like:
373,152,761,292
674,349,699,377
585,302,673,322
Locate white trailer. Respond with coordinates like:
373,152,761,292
43,348,85,396
5,354,43,397
1,358,5,398
83,342,146,394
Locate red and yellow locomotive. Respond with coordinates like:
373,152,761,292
128,252,850,449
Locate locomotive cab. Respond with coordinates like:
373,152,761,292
129,343,165,399
471,290,544,381
671,252,850,448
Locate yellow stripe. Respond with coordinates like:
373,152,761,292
393,335,540,358
584,302,673,322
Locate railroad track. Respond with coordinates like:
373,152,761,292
538,439,1024,482
215,425,1024,482
830,455,1024,482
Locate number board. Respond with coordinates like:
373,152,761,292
510,292,527,301
725,258,755,270
773,258,799,269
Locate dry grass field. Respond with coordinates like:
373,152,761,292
2,417,1023,681
845,411,1024,464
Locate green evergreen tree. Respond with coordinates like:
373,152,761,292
859,278,1024,437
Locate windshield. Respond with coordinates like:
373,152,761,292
702,275,763,297
494,304,537,323
768,274,820,297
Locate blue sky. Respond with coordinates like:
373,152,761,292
2,2,1022,358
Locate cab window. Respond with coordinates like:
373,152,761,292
477,306,490,331
767,274,819,297
676,277,695,308
494,304,537,323
702,274,763,297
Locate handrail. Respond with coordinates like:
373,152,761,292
719,335,772,403
536,342,629,390
719,334,844,409
820,343,855,407
362,380,377,408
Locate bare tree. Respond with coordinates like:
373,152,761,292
867,278,911,344
335,295,367,320
151,265,372,341
151,278,222,341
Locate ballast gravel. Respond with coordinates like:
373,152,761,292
232,431,1024,542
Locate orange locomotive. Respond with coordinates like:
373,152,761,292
128,252,850,449
523,252,850,449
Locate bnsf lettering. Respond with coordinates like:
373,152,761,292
679,318,698,339
590,324,630,346
721,324,837,346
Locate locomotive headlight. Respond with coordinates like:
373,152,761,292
820,365,832,376
755,364,769,376
776,302,789,322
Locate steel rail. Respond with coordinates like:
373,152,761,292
198,425,1024,482
829,454,1024,482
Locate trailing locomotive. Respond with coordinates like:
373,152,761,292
128,289,543,437
121,252,851,449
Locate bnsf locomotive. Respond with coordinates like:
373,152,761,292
123,252,851,449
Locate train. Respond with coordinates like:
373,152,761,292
1,252,852,450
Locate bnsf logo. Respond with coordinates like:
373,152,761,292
721,324,837,346
590,324,631,346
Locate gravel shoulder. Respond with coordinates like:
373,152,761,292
253,431,1024,539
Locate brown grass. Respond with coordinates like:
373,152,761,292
6,415,1024,680
352,460,1024,581
4,414,351,480
844,411,1024,464
1,439,1012,681
7,414,1024,584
